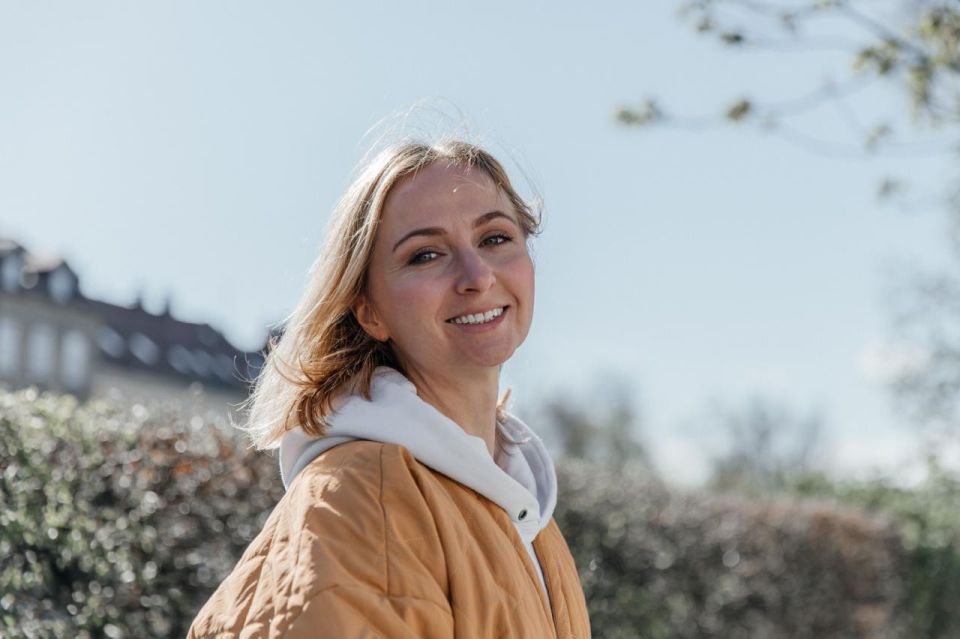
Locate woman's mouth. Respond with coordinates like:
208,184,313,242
446,306,508,325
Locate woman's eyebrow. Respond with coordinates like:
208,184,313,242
391,210,516,253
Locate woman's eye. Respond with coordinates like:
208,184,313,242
408,234,510,265
409,250,439,265
482,233,512,247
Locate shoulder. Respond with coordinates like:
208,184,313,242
291,439,421,488
288,440,442,511
188,441,450,638
282,441,450,596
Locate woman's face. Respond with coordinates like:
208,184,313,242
354,162,535,380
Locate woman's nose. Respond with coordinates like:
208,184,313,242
455,250,496,294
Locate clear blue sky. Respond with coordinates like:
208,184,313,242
2,1,951,483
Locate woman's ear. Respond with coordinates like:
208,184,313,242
352,295,390,342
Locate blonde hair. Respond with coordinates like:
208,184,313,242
240,139,541,450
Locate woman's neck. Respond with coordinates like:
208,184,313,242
402,364,500,457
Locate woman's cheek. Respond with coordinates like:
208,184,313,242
395,276,443,308
513,252,536,292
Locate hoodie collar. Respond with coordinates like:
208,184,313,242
278,366,557,536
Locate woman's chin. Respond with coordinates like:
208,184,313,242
456,342,522,370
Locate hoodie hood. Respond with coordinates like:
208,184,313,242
278,366,557,538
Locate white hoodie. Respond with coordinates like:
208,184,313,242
278,366,558,597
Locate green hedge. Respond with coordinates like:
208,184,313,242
554,461,908,638
0,387,283,639
2,388,958,637
787,468,960,638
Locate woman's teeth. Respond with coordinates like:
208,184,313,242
450,307,505,325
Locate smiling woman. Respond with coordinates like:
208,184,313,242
187,140,591,639
353,161,537,455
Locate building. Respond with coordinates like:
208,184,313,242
0,237,268,415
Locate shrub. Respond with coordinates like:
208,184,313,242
3,387,956,638
788,467,960,639
0,387,284,639
554,459,908,638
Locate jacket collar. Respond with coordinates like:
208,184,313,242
278,366,557,536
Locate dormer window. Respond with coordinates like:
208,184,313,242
191,349,213,377
129,332,160,365
215,354,236,382
48,267,76,304
95,326,125,358
168,345,192,374
1,255,21,292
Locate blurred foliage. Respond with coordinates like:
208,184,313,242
535,373,655,473
888,251,960,432
707,397,825,496
3,385,960,637
787,458,960,639
0,386,284,639
556,459,909,638
543,384,648,470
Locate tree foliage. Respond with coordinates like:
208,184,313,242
789,459,960,638
707,397,824,495
540,383,649,469
619,0,960,149
619,0,960,434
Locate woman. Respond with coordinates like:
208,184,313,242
187,140,591,638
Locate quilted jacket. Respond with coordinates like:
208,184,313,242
187,368,591,638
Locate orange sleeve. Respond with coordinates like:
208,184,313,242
271,442,453,638
187,442,454,639
283,584,453,639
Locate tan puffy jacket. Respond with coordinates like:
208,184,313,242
187,440,591,638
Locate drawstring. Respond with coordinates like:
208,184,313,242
495,387,532,447
495,386,512,425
